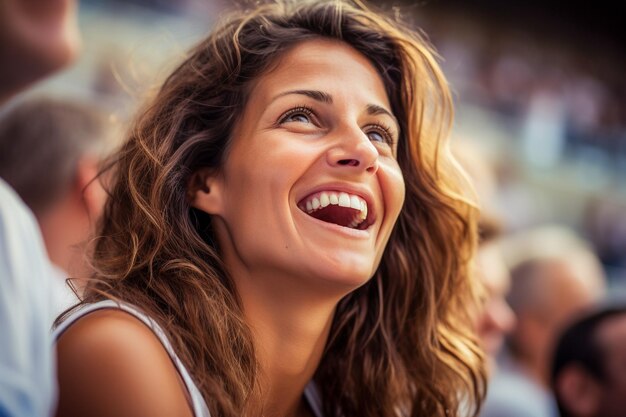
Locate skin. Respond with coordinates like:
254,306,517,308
55,309,194,417
56,39,405,417
0,0,79,103
39,156,107,286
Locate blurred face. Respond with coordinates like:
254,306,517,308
538,262,603,350
474,240,515,369
0,0,79,101
518,260,604,385
194,39,405,292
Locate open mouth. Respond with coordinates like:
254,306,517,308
298,191,372,230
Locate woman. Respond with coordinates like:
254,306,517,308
54,1,485,416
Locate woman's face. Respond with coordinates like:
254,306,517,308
193,39,405,290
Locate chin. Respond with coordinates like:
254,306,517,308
309,257,377,291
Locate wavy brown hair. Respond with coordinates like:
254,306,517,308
74,1,485,416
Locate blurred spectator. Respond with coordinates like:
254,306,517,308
481,226,606,417
0,0,80,104
551,303,626,417
452,137,515,375
0,1,80,416
521,75,568,169
0,97,113,316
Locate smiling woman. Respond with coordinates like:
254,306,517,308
54,2,485,417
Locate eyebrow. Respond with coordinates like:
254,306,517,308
366,103,398,126
273,89,333,104
272,89,399,129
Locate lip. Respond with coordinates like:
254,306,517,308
295,182,377,229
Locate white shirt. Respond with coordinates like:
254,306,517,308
481,352,558,417
0,178,57,417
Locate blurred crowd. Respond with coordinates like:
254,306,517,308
417,8,626,285
430,5,626,415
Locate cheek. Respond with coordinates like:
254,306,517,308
219,146,301,229
379,159,405,220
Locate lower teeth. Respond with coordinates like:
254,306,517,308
348,216,362,229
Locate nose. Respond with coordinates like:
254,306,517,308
326,125,379,174
488,298,516,334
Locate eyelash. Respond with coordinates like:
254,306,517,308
365,122,394,145
278,105,395,145
278,105,315,125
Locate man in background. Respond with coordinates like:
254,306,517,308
551,304,626,417
0,0,81,415
0,97,112,316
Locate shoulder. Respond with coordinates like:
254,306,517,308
55,308,194,417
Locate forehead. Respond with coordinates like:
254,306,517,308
247,38,391,109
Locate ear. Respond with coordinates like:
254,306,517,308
75,156,106,220
187,168,224,215
555,365,602,416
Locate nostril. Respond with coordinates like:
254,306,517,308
338,159,359,166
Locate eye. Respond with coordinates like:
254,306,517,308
367,130,385,143
364,123,394,145
279,106,315,125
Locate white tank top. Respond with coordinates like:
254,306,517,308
53,300,324,417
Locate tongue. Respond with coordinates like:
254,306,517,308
309,205,359,228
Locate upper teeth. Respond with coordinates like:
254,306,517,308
300,191,368,226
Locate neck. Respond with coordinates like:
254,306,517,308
37,195,93,285
514,353,550,390
234,267,343,417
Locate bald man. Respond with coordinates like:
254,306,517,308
481,226,606,417
0,1,80,416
